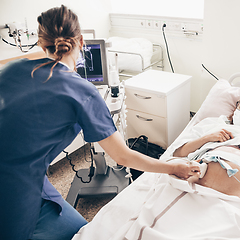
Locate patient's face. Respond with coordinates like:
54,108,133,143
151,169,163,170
237,101,240,110
233,102,240,126
228,100,240,125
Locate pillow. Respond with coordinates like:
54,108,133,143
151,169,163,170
107,37,153,72
194,79,240,124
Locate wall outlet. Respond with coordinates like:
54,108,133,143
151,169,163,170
154,20,161,29
140,20,146,28
146,20,153,28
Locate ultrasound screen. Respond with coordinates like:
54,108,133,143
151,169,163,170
76,44,103,82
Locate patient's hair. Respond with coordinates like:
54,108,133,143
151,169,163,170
32,5,82,80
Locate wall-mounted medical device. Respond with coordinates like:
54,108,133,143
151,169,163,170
0,21,37,52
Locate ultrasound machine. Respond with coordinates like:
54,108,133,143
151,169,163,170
66,39,129,208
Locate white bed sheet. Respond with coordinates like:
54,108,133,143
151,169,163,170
73,171,240,240
72,78,240,240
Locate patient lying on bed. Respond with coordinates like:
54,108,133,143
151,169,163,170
172,101,240,198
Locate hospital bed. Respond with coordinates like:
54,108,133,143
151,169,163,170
107,37,164,79
72,74,240,240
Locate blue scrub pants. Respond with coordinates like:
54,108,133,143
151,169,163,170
31,199,88,240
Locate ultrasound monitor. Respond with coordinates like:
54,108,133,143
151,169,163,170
76,39,109,86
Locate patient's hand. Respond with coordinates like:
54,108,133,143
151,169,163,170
206,129,233,142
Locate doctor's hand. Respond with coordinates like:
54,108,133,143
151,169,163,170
205,129,233,143
169,161,200,180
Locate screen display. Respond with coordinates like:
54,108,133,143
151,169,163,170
76,44,104,83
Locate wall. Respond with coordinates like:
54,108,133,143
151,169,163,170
202,0,240,99
110,0,204,19
0,0,112,60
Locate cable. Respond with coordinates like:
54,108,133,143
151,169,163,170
2,38,37,52
161,24,218,80
190,111,196,118
201,64,219,80
233,175,240,184
63,150,95,183
162,24,174,73
79,132,92,163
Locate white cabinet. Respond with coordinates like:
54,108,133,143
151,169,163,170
124,70,191,149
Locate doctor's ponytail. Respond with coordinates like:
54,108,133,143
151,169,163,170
32,5,82,80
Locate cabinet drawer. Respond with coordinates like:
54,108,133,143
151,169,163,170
125,87,166,117
126,109,167,149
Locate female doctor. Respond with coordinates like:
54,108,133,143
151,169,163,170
0,5,200,240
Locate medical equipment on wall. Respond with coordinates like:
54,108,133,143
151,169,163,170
0,21,37,52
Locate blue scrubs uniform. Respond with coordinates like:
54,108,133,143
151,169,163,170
0,58,117,240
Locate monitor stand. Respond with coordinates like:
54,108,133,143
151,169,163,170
66,86,129,208
66,149,130,208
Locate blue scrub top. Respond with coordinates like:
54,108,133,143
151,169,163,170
0,58,117,239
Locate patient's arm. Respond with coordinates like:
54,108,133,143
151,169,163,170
173,129,234,157
98,131,200,179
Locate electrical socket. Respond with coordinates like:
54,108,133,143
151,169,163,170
154,20,161,29
146,20,153,28
140,20,146,28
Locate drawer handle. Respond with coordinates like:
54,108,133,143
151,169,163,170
136,115,153,121
134,94,151,100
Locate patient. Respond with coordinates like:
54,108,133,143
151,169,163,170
173,100,240,198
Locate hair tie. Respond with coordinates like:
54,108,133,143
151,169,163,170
54,37,73,57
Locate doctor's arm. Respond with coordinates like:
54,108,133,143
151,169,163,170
98,131,200,179
173,129,234,157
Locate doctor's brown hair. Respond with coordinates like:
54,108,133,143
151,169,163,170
32,5,82,80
